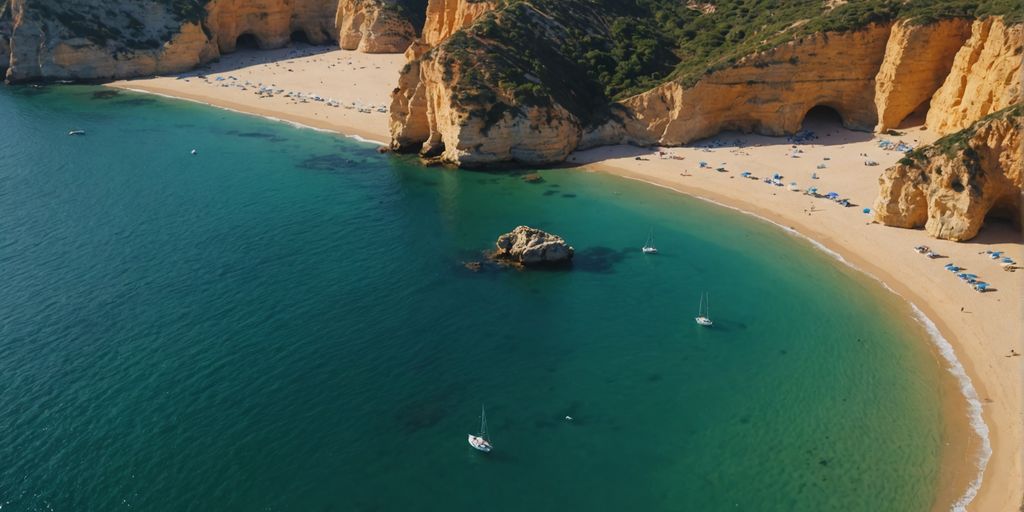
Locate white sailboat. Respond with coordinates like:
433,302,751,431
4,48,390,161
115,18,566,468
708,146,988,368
695,292,713,327
642,229,658,254
468,405,493,452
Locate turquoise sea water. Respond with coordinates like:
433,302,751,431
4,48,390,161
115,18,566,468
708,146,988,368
1,86,949,511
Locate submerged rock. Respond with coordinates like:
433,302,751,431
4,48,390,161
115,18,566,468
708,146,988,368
493,226,574,266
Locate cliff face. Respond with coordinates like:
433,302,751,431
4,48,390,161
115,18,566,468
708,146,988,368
207,0,339,53
4,0,220,83
621,24,892,146
875,105,1023,241
391,2,610,166
926,17,1024,135
873,18,973,131
2,0,340,82
390,11,1023,168
421,0,494,46
336,0,418,53
390,28,582,166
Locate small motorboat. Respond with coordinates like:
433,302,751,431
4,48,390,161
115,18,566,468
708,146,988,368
68,130,86,136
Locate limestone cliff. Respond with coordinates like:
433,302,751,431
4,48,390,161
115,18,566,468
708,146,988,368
336,0,420,53
621,24,893,146
391,2,606,166
207,0,339,53
421,0,494,47
926,17,1024,135
390,9,1023,168
875,104,1023,241
0,1,10,74
873,18,973,131
4,0,220,83
2,0,340,83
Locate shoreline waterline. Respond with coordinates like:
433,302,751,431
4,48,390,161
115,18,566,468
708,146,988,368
577,168,987,511
95,83,1020,511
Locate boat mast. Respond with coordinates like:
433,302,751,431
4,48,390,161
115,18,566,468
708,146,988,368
480,405,488,438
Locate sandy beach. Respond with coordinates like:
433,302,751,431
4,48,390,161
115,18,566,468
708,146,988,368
571,126,1023,512
110,45,403,144
109,49,1021,511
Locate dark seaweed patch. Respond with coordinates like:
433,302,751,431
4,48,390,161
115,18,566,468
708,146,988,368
543,190,558,196
571,246,628,273
395,400,449,434
561,193,577,198
299,154,361,171
91,90,120,100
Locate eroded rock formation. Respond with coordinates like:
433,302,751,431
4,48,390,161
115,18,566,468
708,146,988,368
207,0,339,53
875,104,1022,241
4,0,220,83
421,0,495,46
493,226,574,266
391,3,610,166
336,0,418,53
621,24,893,146
926,17,1024,135
2,0,340,82
873,18,973,131
390,12,1023,170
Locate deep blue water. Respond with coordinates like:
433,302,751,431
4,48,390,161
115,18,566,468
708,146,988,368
0,85,945,511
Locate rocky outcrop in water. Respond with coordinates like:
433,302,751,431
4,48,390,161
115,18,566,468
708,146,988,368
493,226,574,266
875,104,1023,241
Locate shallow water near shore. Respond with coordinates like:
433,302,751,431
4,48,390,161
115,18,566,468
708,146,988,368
1,86,953,511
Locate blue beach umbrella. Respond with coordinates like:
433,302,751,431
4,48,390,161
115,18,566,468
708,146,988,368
862,208,871,214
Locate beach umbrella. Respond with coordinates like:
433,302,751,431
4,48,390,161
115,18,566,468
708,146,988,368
862,208,871,214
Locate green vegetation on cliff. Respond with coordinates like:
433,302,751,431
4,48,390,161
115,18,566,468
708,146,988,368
430,0,1021,129
901,103,1023,165
27,0,211,50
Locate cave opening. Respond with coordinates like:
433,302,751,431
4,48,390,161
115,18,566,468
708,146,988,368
897,98,931,129
290,30,310,45
800,105,845,131
404,0,430,35
984,194,1023,232
235,33,261,50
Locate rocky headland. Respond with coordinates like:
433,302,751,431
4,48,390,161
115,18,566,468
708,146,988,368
875,103,1022,241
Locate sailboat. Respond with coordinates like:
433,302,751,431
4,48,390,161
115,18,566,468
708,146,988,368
642,229,658,254
695,292,713,327
468,405,493,452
